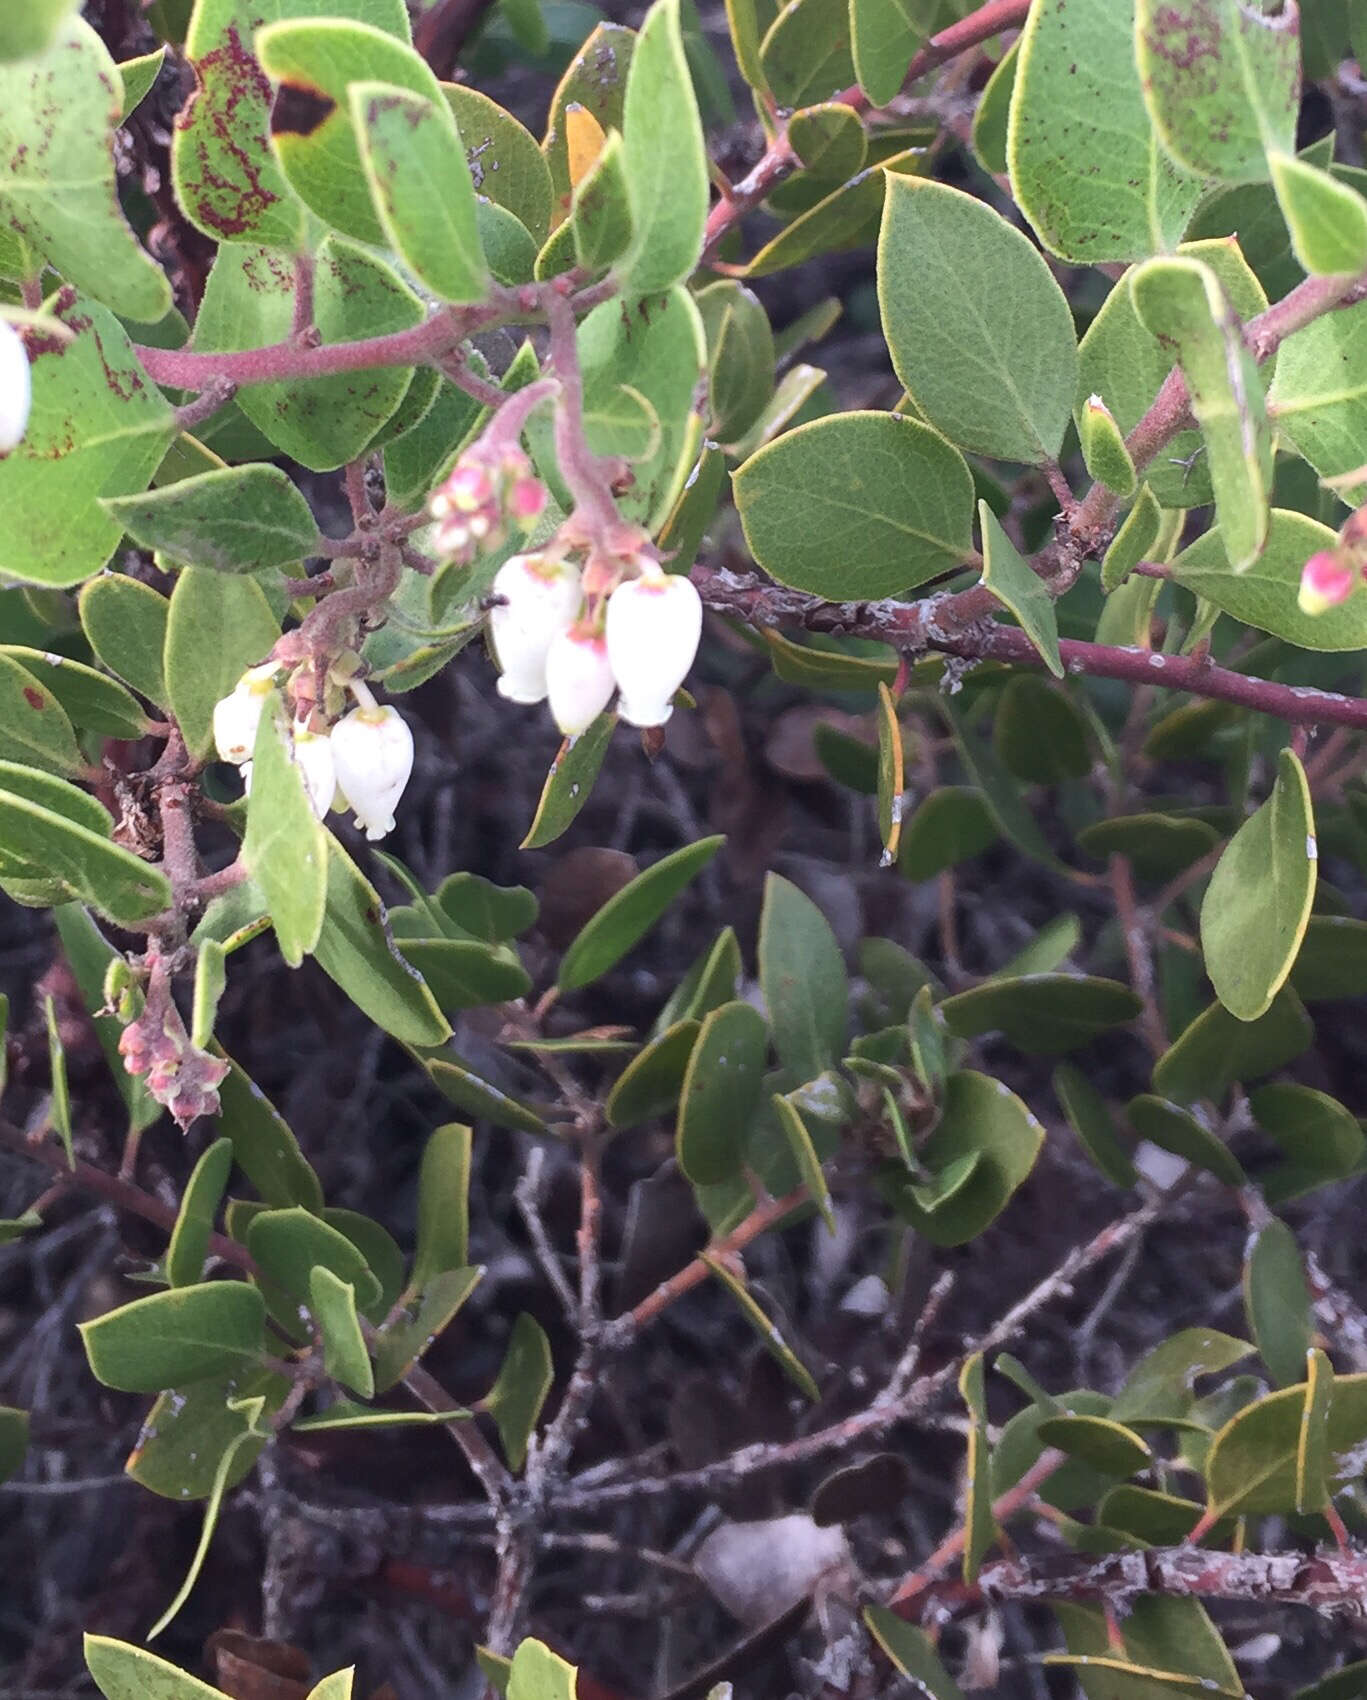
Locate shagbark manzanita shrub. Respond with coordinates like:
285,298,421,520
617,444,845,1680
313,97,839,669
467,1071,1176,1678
6,0,1367,1694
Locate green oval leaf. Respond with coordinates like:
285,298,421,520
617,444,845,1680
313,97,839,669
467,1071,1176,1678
1244,1217,1312,1389
166,1139,234,1288
618,0,707,297
605,1018,700,1130
80,1283,267,1392
558,835,723,992
759,872,848,1082
676,1000,768,1186
102,465,322,574
939,975,1142,1056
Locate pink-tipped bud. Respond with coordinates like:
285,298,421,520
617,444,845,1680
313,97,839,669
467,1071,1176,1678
605,564,702,727
429,447,548,563
1298,548,1356,616
490,552,583,704
330,703,414,842
545,627,616,735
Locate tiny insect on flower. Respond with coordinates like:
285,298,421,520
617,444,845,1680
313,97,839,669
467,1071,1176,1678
212,661,281,766
545,626,616,735
490,552,584,704
330,702,414,842
605,563,703,727
1298,548,1356,617
0,318,31,455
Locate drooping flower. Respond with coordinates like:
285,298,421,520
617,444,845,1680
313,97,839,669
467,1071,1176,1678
330,701,414,841
489,552,584,703
1298,548,1356,616
289,718,336,819
212,661,281,766
545,625,616,735
0,318,31,455
605,564,702,727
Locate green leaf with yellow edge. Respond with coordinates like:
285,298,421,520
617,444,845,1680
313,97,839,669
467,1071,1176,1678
959,1351,994,1583
1269,153,1367,276
978,502,1063,678
0,647,149,742
85,1635,234,1700
305,1672,354,1700
759,872,848,1081
1130,255,1272,571
1111,1327,1253,1426
1127,1094,1244,1186
759,0,853,106
940,975,1142,1056
762,628,898,691
1297,1347,1334,1515
241,698,328,969
676,1001,767,1186
483,1312,553,1471
79,576,170,707
0,653,87,777
1244,1217,1311,1388
117,45,165,118
372,1265,482,1391
166,1139,234,1288
1152,988,1313,1106
618,0,707,296
0,788,171,926
542,23,636,217
879,177,1078,465
850,0,925,106
1204,1371,1367,1520
1080,395,1137,497
0,18,170,319
875,681,905,862
313,837,450,1046
1096,1485,1210,1545
1102,486,1163,592
696,279,775,448
702,1253,820,1400
773,1092,835,1232
194,237,424,473
970,34,1018,178
1135,0,1299,183
1172,509,1367,650
442,84,552,243
1291,916,1367,1002
254,17,440,247
1201,749,1316,1022
739,149,924,280
558,836,723,992
424,1052,548,1135
606,1018,700,1130
101,466,321,574
247,1206,382,1341
164,567,279,760
1036,1414,1151,1478
1009,0,1204,265
1269,299,1367,490
878,1069,1044,1247
1054,1061,1139,1188
213,1050,324,1210
788,102,867,179
570,128,632,271
412,1123,472,1291
309,1267,373,1399
507,1639,578,1700
1077,239,1268,512
81,1283,267,1393
351,81,487,302
0,295,175,588
864,1604,966,1700
735,411,974,601
1079,813,1219,886
191,938,226,1051
1250,1080,1365,1202
291,1403,471,1432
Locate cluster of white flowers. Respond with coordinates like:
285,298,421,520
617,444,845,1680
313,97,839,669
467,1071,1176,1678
0,318,32,454
212,667,414,842
489,552,703,736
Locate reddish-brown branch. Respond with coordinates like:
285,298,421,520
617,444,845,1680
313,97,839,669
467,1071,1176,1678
889,1544,1367,1624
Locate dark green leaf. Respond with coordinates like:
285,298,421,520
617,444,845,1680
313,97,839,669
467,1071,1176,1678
558,836,723,992
80,1283,266,1392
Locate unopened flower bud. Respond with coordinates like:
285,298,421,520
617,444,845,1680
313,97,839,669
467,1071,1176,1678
290,719,336,819
545,626,616,735
429,447,548,564
490,552,583,704
330,703,414,841
212,662,280,765
0,319,31,455
605,565,702,727
1298,548,1356,616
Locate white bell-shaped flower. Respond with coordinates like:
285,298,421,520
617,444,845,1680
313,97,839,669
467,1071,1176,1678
545,627,616,735
330,703,414,842
212,661,280,765
0,319,31,455
605,565,702,727
290,719,336,820
489,552,583,704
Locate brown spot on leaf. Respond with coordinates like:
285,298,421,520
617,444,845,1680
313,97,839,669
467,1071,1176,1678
271,81,335,139
22,686,45,710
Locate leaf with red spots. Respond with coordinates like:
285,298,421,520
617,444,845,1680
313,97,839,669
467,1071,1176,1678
172,0,410,250
0,16,170,319
0,292,175,588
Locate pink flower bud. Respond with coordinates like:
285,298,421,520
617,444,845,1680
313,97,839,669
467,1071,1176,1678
490,552,583,704
429,447,547,562
605,565,702,727
0,319,31,455
330,703,414,841
1298,548,1356,616
545,627,616,735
